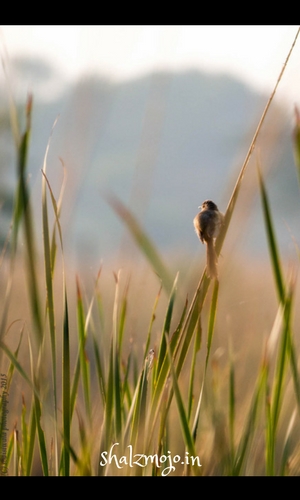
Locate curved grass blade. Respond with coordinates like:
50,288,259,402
105,193,173,294
257,165,296,474
42,161,71,476
0,340,37,397
257,166,285,303
12,95,43,344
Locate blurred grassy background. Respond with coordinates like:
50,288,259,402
1,34,300,475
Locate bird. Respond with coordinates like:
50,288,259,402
193,200,224,279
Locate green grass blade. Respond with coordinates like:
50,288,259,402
70,353,81,419
187,313,202,421
33,378,49,476
266,283,294,475
12,95,43,344
113,332,122,439
90,270,106,405
5,427,14,475
271,286,293,432
0,340,37,397
98,342,114,475
121,349,133,410
76,277,91,423
233,362,267,475
42,160,71,474
143,285,162,361
75,410,92,475
205,280,219,370
0,323,24,459
62,291,70,476
11,96,31,252
41,170,64,253
27,332,49,477
155,272,178,380
258,166,297,474
21,395,28,475
98,271,127,468
92,333,106,406
174,278,210,389
71,276,99,418
25,405,37,476
257,166,285,303
118,278,129,349
112,272,123,439
105,343,115,444
91,332,106,406
164,330,200,476
41,119,60,475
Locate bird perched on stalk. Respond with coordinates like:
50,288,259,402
193,200,224,279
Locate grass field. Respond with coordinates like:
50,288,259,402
1,30,300,476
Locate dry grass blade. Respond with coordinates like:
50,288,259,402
105,193,174,294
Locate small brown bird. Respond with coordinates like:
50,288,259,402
193,200,224,279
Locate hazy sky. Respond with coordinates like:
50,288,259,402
1,25,300,106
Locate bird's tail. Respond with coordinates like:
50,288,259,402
206,238,218,279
